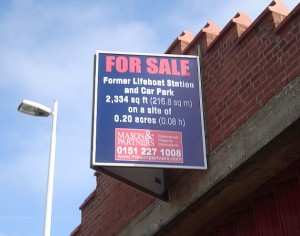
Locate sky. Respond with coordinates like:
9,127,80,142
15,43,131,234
0,0,298,235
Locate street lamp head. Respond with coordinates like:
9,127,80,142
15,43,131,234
18,99,52,117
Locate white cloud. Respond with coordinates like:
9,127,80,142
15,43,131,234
0,0,161,108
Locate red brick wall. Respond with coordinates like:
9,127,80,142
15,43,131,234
71,2,300,235
198,8,300,151
72,173,154,236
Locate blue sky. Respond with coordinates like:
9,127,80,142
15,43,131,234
0,0,298,235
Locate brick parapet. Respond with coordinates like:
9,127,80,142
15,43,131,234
165,30,194,54
183,21,221,55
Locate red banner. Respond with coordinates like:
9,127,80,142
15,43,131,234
115,128,183,163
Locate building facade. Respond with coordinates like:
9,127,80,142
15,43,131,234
71,0,300,235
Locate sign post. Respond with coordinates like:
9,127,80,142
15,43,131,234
91,51,206,199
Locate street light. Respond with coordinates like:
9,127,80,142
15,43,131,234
18,99,58,236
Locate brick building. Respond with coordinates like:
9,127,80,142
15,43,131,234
71,0,300,235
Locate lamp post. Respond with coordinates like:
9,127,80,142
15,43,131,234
18,99,58,236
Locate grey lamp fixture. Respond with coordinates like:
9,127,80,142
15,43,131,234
18,99,52,117
18,99,58,236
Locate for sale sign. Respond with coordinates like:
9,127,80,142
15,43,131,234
91,51,207,170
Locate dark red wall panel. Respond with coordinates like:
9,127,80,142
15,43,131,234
254,196,283,236
216,223,235,236
235,210,257,236
275,180,300,236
